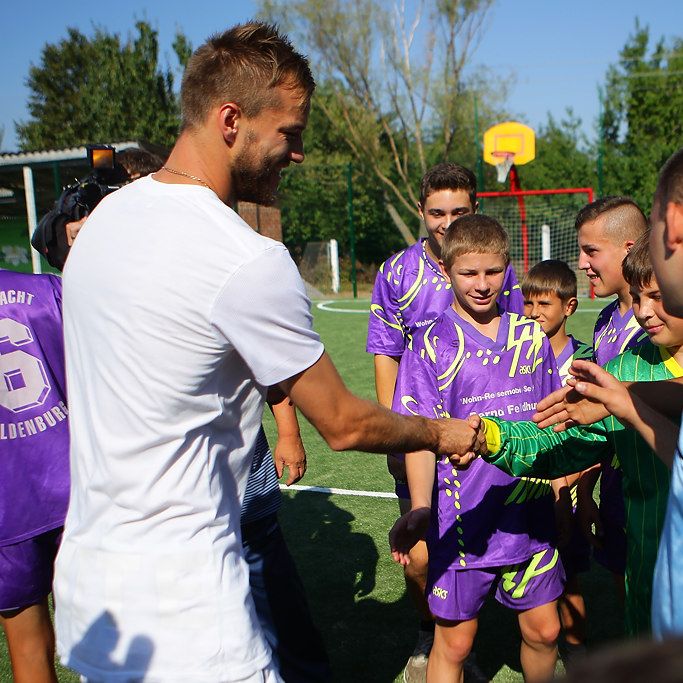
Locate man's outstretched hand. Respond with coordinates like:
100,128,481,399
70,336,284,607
389,507,431,566
533,360,612,431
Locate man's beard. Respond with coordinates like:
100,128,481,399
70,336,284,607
233,136,283,206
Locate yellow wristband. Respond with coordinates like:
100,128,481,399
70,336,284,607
482,418,502,455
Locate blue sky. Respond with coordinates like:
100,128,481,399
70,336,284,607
1,0,679,152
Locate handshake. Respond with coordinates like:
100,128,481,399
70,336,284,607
439,413,489,466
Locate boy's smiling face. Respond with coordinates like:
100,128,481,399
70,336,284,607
577,215,633,298
631,275,683,349
440,251,507,322
523,291,576,339
419,189,476,258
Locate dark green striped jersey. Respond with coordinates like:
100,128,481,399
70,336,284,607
481,342,683,636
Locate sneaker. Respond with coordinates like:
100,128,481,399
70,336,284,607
403,630,434,683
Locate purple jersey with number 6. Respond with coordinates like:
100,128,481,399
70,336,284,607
367,238,523,357
0,271,69,546
393,308,561,571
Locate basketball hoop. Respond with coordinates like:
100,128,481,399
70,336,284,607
493,152,514,184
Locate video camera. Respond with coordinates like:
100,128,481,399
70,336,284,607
31,145,130,270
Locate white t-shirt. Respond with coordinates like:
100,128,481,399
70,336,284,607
55,176,323,682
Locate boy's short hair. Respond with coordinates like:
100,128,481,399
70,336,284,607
180,22,315,130
622,232,654,290
419,163,477,208
441,214,509,269
574,196,648,243
521,260,577,301
655,147,683,216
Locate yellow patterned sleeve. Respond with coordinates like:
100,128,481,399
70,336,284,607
482,418,502,455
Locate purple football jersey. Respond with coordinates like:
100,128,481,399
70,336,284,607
393,309,561,571
555,336,593,386
367,238,523,357
593,300,649,367
0,271,69,546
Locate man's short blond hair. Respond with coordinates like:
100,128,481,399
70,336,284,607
180,22,315,130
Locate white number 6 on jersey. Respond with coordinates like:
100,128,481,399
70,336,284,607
0,318,51,413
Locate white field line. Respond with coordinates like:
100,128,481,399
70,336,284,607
280,483,397,499
316,300,371,313
315,299,605,314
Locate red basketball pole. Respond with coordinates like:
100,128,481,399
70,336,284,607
508,164,529,272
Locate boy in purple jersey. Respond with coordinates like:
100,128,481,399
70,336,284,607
0,270,69,683
366,163,522,678
522,260,593,667
389,215,563,683
574,197,649,602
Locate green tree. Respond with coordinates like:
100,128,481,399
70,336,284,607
278,84,404,269
599,21,683,208
258,0,503,242
519,110,596,191
17,22,186,150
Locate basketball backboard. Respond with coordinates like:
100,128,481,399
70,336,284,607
483,121,536,170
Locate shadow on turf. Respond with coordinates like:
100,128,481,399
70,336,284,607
279,491,625,682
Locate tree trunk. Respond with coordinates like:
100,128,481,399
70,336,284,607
384,200,416,246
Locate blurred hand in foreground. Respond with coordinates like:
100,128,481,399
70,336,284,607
389,507,431,566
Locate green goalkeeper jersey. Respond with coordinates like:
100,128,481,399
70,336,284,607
481,342,683,636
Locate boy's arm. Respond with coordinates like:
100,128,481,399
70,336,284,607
477,416,608,479
267,388,306,485
374,354,401,407
562,362,680,468
534,361,683,431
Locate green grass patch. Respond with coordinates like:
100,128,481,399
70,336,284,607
2,296,623,682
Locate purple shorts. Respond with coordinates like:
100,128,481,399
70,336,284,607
427,548,565,622
0,527,62,612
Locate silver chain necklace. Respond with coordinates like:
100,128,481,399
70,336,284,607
161,166,216,194
422,240,444,279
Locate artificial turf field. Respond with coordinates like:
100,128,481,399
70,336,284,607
0,296,625,682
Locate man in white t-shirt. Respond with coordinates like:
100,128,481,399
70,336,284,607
55,22,484,683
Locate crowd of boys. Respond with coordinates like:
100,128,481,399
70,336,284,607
1,18,683,683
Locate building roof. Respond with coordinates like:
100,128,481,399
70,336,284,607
0,142,142,168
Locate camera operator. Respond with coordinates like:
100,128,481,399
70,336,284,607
62,148,164,249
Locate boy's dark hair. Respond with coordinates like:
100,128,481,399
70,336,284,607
521,259,577,301
574,196,648,243
441,214,509,269
655,147,683,216
419,163,477,208
181,22,315,130
117,148,164,177
622,231,654,290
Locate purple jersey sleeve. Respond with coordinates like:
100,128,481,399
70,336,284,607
367,251,408,357
0,272,70,545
